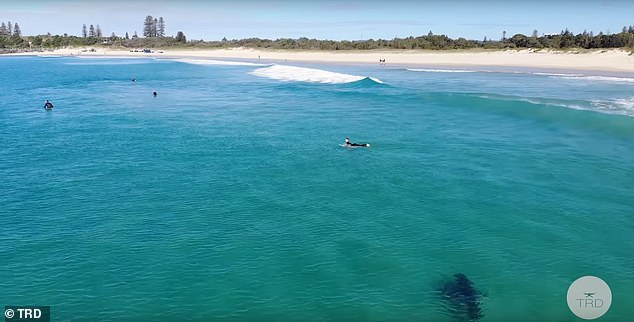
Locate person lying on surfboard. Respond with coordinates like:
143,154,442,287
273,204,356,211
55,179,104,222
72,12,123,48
345,137,370,147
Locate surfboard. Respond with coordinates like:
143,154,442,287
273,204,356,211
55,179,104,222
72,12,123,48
339,143,370,148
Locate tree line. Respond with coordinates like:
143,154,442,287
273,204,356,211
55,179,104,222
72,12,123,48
196,28,634,50
0,16,188,51
2,18,634,51
503,28,634,49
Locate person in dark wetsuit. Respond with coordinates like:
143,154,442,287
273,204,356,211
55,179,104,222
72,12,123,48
345,137,370,147
152,91,157,97
43,100,54,109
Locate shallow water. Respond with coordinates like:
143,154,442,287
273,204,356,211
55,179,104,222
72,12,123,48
1,56,633,321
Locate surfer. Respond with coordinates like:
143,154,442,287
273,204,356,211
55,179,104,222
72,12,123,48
43,100,54,109
345,138,370,147
437,273,484,321
153,91,157,97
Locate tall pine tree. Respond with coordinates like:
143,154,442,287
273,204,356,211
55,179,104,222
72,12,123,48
82,24,87,38
143,15,154,37
13,23,21,36
158,17,165,37
89,24,95,37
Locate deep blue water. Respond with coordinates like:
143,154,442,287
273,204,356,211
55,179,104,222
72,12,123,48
1,56,633,321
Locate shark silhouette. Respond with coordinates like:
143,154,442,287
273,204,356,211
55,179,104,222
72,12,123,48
437,273,484,322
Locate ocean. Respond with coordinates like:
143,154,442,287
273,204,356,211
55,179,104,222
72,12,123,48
1,55,632,321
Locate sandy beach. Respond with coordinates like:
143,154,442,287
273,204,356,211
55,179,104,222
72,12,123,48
13,47,634,74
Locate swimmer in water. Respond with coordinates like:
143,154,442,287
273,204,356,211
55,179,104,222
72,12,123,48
43,100,54,109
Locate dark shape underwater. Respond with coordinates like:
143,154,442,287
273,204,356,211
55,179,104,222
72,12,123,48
436,273,484,321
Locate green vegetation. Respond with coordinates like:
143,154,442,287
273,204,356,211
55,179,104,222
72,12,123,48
1,18,634,53
200,28,634,50
0,17,190,53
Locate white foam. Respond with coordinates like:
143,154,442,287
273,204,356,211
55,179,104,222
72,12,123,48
479,94,634,117
552,75,634,83
74,56,144,60
173,58,269,67
407,68,475,73
613,98,634,109
591,98,634,116
64,56,150,65
533,72,584,77
64,60,149,65
368,77,385,84
522,98,589,112
250,65,382,84
523,97,634,117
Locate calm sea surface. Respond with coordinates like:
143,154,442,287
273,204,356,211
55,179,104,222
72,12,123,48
1,56,633,321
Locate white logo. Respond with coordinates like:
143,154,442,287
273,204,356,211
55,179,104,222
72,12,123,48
4,308,15,319
567,276,612,320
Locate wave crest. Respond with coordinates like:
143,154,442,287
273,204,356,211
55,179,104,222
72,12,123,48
407,68,475,73
64,60,149,65
532,72,584,77
550,75,634,83
590,98,634,116
250,65,383,84
477,94,634,117
173,58,270,66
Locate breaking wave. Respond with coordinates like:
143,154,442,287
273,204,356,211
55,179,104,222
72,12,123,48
532,72,584,77
407,68,476,73
405,69,634,84
590,97,634,116
250,65,383,84
476,94,634,117
64,60,150,66
172,58,270,67
64,56,150,65
547,75,634,83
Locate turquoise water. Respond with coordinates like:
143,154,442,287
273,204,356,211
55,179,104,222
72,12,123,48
1,56,633,321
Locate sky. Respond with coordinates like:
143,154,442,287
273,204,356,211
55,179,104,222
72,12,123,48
2,0,634,41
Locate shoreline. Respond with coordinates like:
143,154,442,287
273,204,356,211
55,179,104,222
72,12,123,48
5,47,634,75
